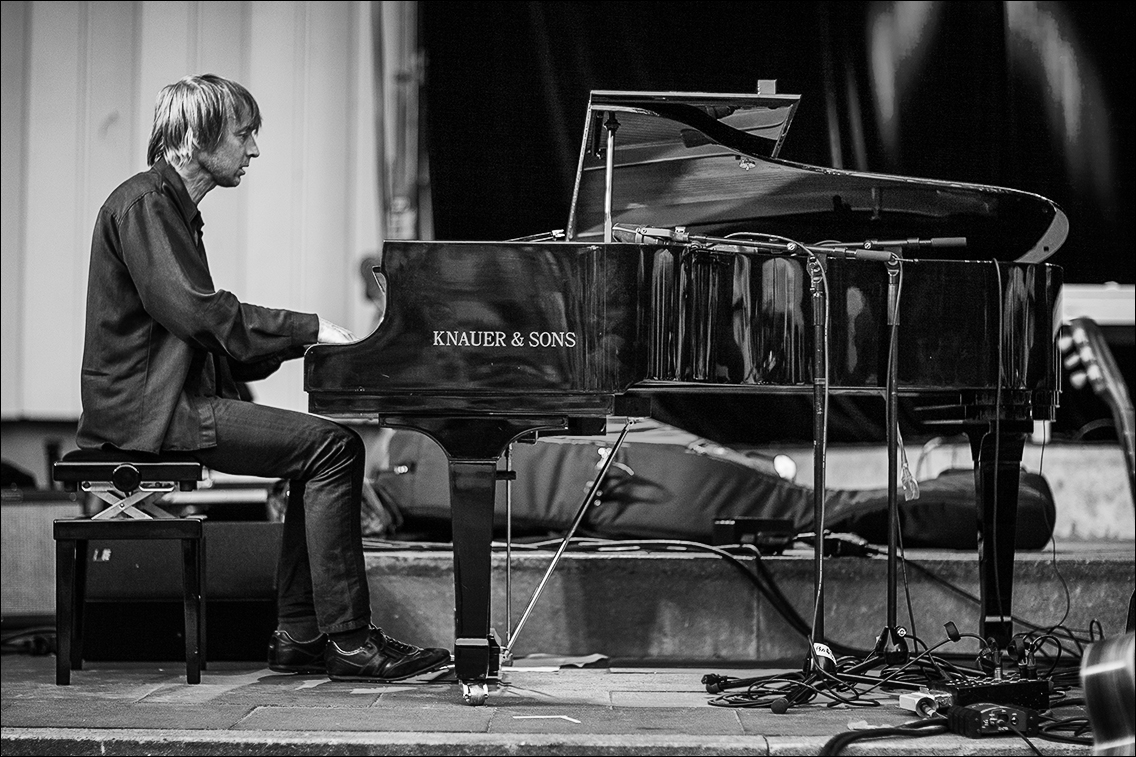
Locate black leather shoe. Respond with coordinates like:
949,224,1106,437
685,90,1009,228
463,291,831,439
326,626,451,682
268,630,328,673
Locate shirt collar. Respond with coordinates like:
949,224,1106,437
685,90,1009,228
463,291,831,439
152,158,204,238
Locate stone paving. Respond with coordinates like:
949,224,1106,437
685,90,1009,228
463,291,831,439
1,654,1095,755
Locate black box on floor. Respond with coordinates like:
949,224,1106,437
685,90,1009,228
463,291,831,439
82,521,282,662
943,678,1051,712
712,517,795,554
81,599,276,662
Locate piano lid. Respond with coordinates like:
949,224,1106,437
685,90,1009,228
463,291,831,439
566,90,1067,263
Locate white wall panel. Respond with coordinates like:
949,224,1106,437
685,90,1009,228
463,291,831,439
348,0,383,339
299,3,352,320
1,1,30,416
85,3,138,211
240,1,368,413
21,1,85,417
271,3,350,409
244,1,309,412
137,1,194,170
81,1,139,425
195,1,251,299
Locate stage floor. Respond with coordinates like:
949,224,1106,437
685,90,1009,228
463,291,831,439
0,653,1097,756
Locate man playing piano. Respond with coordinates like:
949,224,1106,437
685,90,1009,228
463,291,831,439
76,73,450,682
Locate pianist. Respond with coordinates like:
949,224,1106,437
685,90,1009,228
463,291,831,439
75,73,450,682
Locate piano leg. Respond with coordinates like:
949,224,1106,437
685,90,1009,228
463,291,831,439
968,421,1030,650
381,414,582,704
449,460,499,705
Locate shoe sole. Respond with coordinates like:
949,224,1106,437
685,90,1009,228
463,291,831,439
328,662,454,683
269,665,327,674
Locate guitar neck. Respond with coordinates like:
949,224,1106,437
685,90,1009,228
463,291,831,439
1066,317,1136,508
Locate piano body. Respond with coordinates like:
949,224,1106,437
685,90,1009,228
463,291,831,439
305,90,1066,703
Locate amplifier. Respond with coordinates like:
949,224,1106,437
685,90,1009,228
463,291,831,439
1,489,83,623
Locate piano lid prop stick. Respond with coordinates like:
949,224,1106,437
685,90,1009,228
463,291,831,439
504,418,637,658
603,112,620,244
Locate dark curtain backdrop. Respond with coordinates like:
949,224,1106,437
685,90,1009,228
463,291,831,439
419,1,1133,444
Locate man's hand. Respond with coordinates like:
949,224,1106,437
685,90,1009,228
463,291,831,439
317,317,356,344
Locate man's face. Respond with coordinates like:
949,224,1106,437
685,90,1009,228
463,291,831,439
197,113,259,188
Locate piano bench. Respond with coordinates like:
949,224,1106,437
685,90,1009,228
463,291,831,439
51,449,207,685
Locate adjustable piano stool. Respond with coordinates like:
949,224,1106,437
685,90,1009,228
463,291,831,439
51,449,205,684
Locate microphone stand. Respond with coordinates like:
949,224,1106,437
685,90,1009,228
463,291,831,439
841,256,911,682
808,254,828,651
704,250,839,708
875,257,910,665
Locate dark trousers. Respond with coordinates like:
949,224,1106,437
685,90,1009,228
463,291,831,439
189,397,371,634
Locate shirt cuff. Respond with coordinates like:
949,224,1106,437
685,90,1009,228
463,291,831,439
295,312,320,345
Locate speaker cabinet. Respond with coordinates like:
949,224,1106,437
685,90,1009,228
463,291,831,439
1,490,83,624
82,521,283,661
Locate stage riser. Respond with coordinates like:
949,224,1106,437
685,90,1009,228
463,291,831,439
3,501,1129,665
366,550,1134,664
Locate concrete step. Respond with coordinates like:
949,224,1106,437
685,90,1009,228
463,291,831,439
365,541,1134,665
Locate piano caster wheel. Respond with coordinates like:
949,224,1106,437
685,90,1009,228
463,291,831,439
461,681,489,706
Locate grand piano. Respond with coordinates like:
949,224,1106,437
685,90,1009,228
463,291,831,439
305,90,1065,704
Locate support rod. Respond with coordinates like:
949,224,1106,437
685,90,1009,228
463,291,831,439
505,419,636,655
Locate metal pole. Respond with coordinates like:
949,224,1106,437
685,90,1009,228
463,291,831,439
809,257,827,645
504,419,636,656
504,444,513,660
603,112,619,244
886,264,899,632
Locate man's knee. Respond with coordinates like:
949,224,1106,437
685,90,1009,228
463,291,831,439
342,425,365,461
321,423,365,466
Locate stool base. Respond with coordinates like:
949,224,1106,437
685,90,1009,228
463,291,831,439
53,518,206,685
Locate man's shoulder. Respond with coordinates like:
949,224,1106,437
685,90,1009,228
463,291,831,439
101,165,169,217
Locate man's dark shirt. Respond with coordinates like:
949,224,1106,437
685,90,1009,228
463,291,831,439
77,159,319,453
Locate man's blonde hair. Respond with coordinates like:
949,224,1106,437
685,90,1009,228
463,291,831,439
146,74,261,167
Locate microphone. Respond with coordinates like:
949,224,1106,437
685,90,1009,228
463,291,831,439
702,673,763,694
611,224,690,245
814,235,966,262
813,247,895,263
864,236,967,250
769,682,812,714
